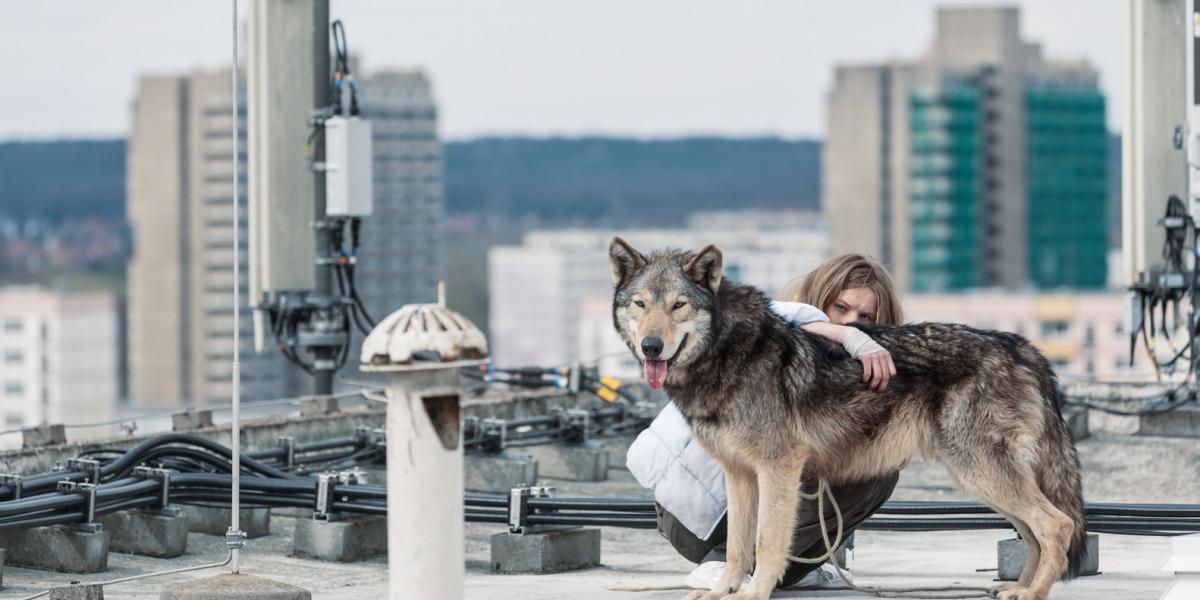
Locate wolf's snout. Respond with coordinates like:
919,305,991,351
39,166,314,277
641,337,664,358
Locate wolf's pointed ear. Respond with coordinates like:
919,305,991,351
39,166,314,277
609,237,648,287
684,244,723,294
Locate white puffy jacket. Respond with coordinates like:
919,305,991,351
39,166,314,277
625,301,829,540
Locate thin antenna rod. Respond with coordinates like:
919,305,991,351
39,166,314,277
230,0,243,574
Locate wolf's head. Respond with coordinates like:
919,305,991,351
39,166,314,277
608,237,723,390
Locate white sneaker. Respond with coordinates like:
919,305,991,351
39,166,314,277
684,561,752,590
786,563,851,589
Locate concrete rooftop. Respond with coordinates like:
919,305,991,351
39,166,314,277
0,430,1192,600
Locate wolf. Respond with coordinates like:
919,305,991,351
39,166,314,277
608,237,1087,600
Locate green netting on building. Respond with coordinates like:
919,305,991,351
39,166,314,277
909,86,980,291
1026,88,1107,289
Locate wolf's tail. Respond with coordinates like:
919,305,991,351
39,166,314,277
1037,377,1089,579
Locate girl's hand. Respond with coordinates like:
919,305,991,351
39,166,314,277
858,349,896,391
841,328,897,391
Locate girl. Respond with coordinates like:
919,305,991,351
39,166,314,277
627,253,904,590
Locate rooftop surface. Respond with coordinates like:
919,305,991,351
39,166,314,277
0,431,1193,599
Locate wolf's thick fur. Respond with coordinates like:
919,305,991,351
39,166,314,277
609,239,1087,600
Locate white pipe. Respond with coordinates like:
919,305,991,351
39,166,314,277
230,0,243,574
385,369,464,599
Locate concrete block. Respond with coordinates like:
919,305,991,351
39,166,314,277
49,584,104,599
22,424,66,448
159,573,311,599
293,516,387,562
490,527,601,574
97,508,188,558
1138,405,1200,438
172,410,213,432
0,525,108,573
300,397,339,416
180,505,271,539
998,533,1099,580
1063,406,1089,441
465,451,537,493
522,442,609,482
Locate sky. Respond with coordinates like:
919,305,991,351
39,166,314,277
1,0,1123,141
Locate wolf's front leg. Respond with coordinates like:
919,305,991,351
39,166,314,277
726,458,806,600
682,464,757,600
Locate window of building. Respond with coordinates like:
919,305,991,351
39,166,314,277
5,414,22,429
2,319,21,334
1084,323,1095,347
3,351,20,365
4,382,22,396
1050,359,1070,372
1085,359,1095,375
1040,321,1069,337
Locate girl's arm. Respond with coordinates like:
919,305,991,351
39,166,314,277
801,321,896,391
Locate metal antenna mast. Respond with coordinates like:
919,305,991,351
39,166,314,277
228,0,246,573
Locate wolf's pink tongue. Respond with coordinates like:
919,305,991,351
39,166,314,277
644,360,668,390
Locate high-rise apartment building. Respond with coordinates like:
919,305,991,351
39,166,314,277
0,287,118,448
127,70,292,408
825,7,1107,292
350,71,445,355
127,68,444,407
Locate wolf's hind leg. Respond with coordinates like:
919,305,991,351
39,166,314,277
682,463,758,600
987,510,1040,597
965,468,1069,600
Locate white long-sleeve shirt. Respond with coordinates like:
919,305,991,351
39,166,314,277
625,301,830,540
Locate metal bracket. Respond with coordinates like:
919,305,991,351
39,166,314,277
313,468,367,522
507,485,555,534
134,466,173,509
355,426,386,448
277,436,296,469
567,361,582,393
68,458,101,484
480,418,507,453
58,480,100,532
0,473,22,499
225,528,247,549
314,473,335,521
557,409,590,445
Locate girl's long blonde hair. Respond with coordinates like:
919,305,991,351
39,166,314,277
783,254,904,325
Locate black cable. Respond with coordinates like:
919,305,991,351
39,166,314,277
344,264,377,327
1064,387,1196,417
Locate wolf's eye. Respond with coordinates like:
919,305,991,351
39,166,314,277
633,300,645,308
672,301,687,310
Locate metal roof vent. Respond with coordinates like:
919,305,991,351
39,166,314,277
360,303,489,367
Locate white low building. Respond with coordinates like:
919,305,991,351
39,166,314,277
489,220,829,369
0,287,119,449
904,292,1152,380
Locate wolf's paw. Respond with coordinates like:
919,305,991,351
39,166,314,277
681,591,726,600
719,594,764,600
990,581,1021,597
996,588,1042,600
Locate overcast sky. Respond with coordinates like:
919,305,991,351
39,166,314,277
2,0,1123,141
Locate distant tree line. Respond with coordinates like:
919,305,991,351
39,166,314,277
0,137,821,223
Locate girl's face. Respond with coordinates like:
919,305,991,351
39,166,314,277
825,287,878,325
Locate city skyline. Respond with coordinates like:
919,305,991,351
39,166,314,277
1,0,1122,141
